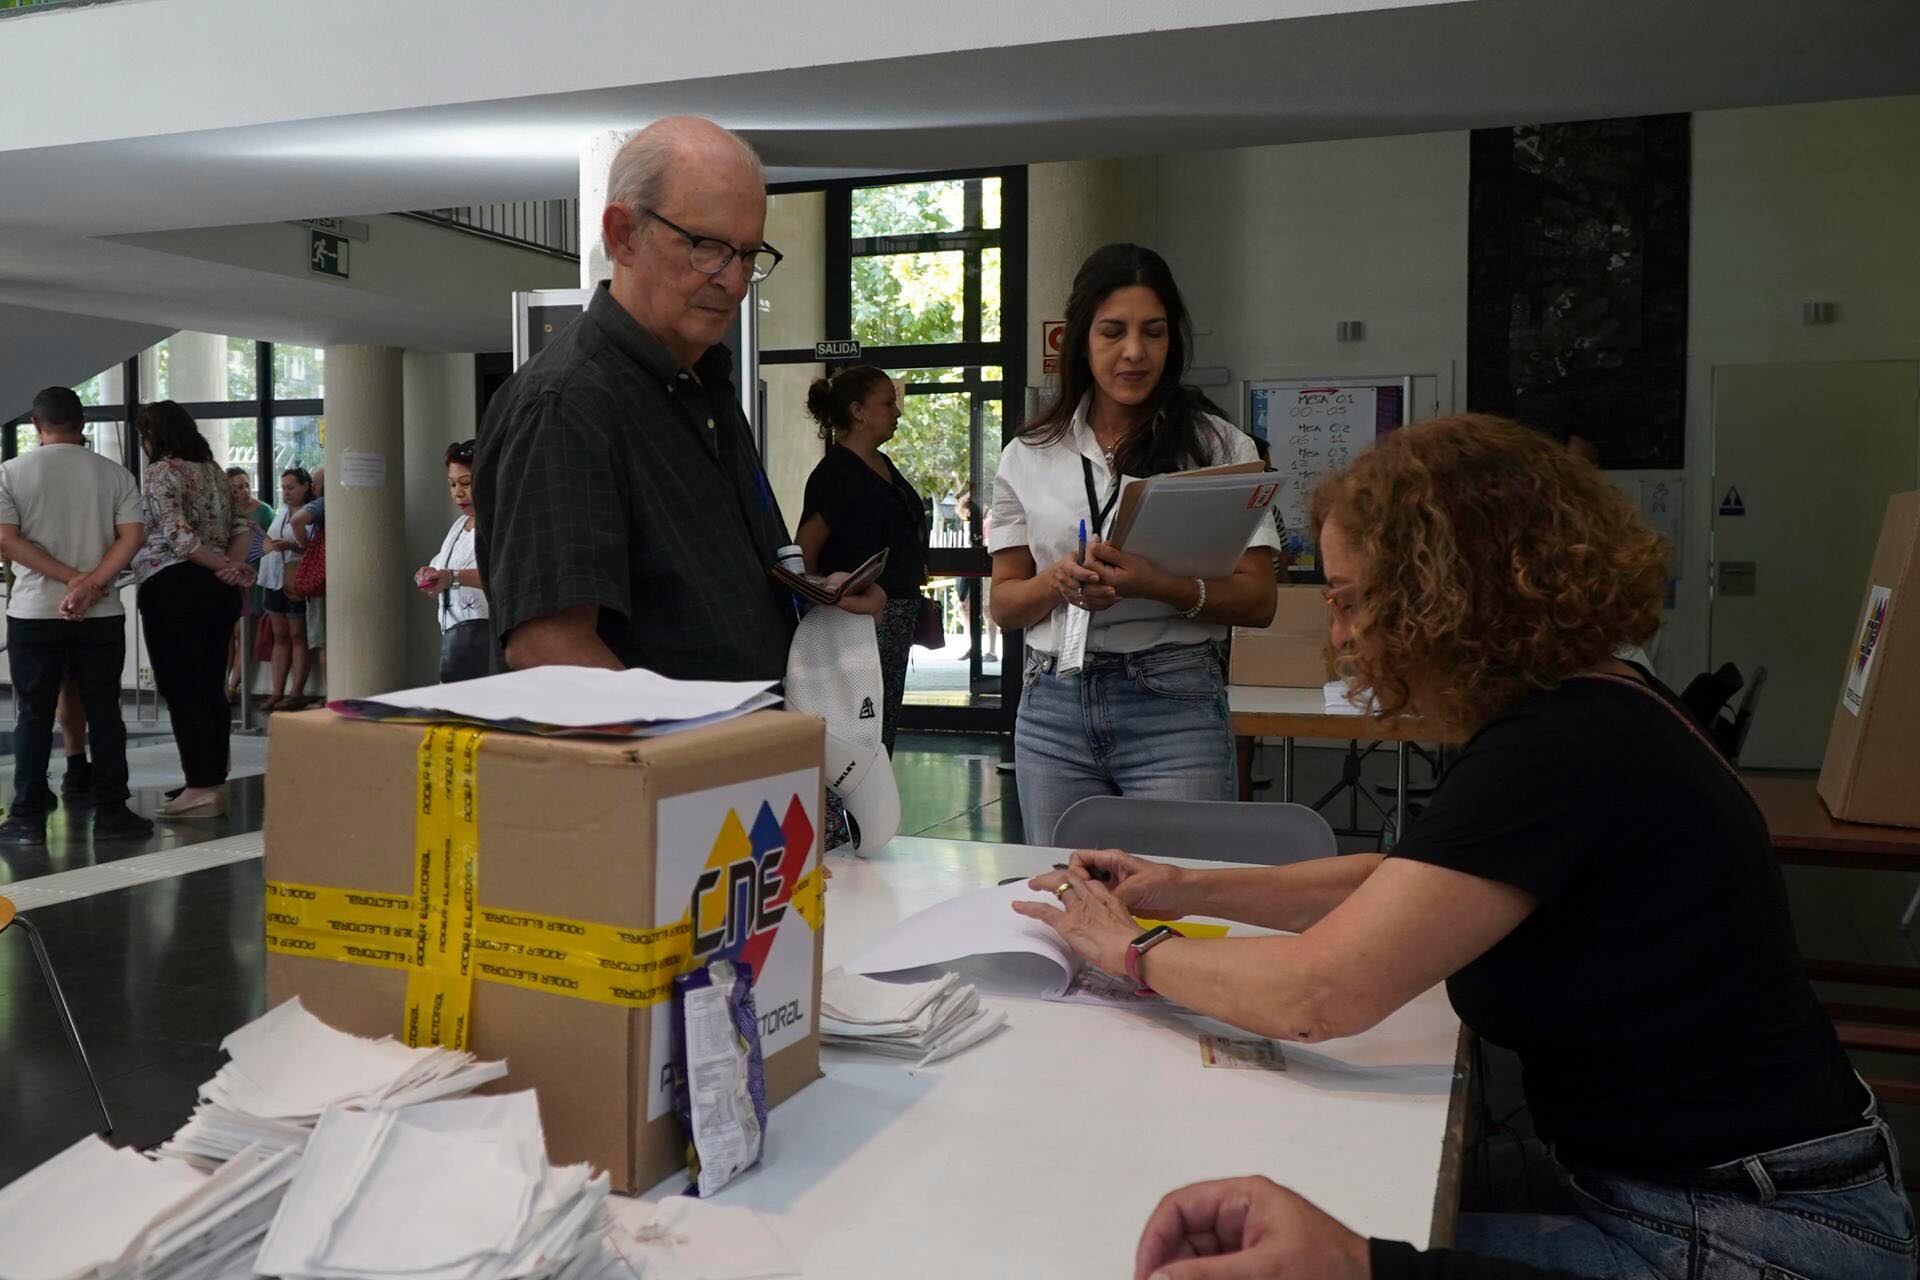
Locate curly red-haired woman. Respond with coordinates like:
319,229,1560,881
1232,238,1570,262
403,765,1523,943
1018,415,1911,1280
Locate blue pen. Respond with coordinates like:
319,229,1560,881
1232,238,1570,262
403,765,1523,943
1078,518,1087,564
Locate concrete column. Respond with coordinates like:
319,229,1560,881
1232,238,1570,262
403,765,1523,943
323,345,408,698
401,352,478,689
579,128,636,289
166,331,231,464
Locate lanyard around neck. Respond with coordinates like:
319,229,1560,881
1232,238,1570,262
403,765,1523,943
1080,456,1119,537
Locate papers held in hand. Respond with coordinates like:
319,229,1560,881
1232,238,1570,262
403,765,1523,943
1098,461,1283,624
770,548,889,607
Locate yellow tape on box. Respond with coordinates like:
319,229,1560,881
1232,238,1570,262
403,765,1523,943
265,724,827,1049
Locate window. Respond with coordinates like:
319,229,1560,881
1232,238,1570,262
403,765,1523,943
4,337,330,502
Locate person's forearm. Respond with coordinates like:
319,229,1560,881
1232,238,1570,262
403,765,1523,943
85,527,144,582
504,610,622,671
1144,562,1276,628
990,573,1059,631
225,530,251,563
1133,932,1376,1043
0,531,82,585
1179,855,1385,933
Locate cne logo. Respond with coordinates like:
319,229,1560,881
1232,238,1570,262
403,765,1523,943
688,793,815,978
858,697,876,720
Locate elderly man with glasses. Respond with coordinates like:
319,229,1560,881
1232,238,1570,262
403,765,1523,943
475,116,881,682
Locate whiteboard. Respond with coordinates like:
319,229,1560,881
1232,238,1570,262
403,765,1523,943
1246,377,1413,574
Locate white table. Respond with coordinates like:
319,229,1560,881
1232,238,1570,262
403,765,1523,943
1228,685,1467,846
642,836,1468,1276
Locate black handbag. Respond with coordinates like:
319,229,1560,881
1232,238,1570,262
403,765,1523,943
439,619,496,683
913,595,945,650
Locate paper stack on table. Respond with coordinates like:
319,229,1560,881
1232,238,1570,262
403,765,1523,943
1322,679,1377,715
159,998,509,1167
255,1091,609,1280
0,1135,209,1280
329,666,780,738
820,967,1007,1067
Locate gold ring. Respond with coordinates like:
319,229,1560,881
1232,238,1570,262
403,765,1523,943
1053,882,1073,897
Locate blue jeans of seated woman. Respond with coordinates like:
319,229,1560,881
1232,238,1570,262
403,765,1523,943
1457,1094,1916,1280
1014,642,1234,847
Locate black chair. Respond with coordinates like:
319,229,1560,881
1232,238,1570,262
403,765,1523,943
1722,665,1769,764
1679,662,1768,763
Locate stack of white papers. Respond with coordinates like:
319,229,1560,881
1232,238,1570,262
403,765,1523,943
1323,679,1377,715
105,1143,303,1280
599,1195,799,1280
256,1092,609,1280
159,998,509,1167
820,967,1007,1067
0,1136,207,1280
330,666,780,738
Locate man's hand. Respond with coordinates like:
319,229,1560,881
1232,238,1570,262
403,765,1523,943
58,575,106,620
1134,1177,1371,1280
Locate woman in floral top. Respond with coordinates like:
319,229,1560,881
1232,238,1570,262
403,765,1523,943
133,401,255,820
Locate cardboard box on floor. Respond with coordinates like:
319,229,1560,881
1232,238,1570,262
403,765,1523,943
1229,584,1333,688
264,709,826,1192
1818,490,1920,828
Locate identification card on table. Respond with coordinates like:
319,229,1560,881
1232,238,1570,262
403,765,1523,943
1198,1035,1288,1071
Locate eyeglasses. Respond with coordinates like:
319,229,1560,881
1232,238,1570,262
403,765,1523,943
1322,584,1361,624
641,209,783,283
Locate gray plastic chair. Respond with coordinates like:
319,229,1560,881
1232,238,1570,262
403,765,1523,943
1050,796,1338,866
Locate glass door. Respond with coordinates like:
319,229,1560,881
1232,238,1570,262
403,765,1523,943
759,168,1026,733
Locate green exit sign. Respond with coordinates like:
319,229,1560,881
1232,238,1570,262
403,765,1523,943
310,230,349,279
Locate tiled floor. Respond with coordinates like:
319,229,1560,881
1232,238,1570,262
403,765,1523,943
3,728,1917,1196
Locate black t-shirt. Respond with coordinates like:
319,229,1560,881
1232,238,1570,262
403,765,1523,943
1370,1239,1582,1280
1391,669,1864,1174
799,445,928,598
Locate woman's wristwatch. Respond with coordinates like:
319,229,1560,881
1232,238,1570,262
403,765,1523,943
1124,924,1182,995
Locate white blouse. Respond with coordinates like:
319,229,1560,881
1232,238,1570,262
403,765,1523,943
256,506,300,591
433,517,489,631
988,397,1281,655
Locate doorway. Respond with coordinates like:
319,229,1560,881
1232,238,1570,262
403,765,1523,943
1709,360,1920,768
759,168,1028,734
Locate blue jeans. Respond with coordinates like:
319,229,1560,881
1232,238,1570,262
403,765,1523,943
1014,642,1234,846
1458,1095,1916,1279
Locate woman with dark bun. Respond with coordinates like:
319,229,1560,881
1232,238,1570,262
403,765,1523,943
797,366,927,756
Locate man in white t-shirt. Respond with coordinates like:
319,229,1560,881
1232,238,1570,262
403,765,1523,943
0,388,154,844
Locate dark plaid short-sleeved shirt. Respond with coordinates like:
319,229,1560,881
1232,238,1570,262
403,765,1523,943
474,283,795,681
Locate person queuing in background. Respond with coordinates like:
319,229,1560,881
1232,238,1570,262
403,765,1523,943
415,439,493,682
1135,1177,1582,1280
476,116,879,681
0,387,152,844
256,466,315,711
988,243,1280,844
798,366,927,755
224,465,272,703
54,680,88,800
132,402,254,820
292,466,326,679
1023,416,1909,1280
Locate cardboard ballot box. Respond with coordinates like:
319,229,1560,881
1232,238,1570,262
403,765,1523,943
264,709,826,1191
1229,584,1334,689
1818,491,1920,828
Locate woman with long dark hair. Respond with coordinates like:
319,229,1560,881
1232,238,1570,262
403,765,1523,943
797,366,926,756
989,244,1279,843
132,401,255,819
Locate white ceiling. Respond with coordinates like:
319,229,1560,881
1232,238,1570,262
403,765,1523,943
1,0,1916,356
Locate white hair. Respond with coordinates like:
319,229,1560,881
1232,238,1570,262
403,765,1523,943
602,118,765,257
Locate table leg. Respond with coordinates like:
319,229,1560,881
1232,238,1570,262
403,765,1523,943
1391,742,1410,848
1281,737,1295,804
